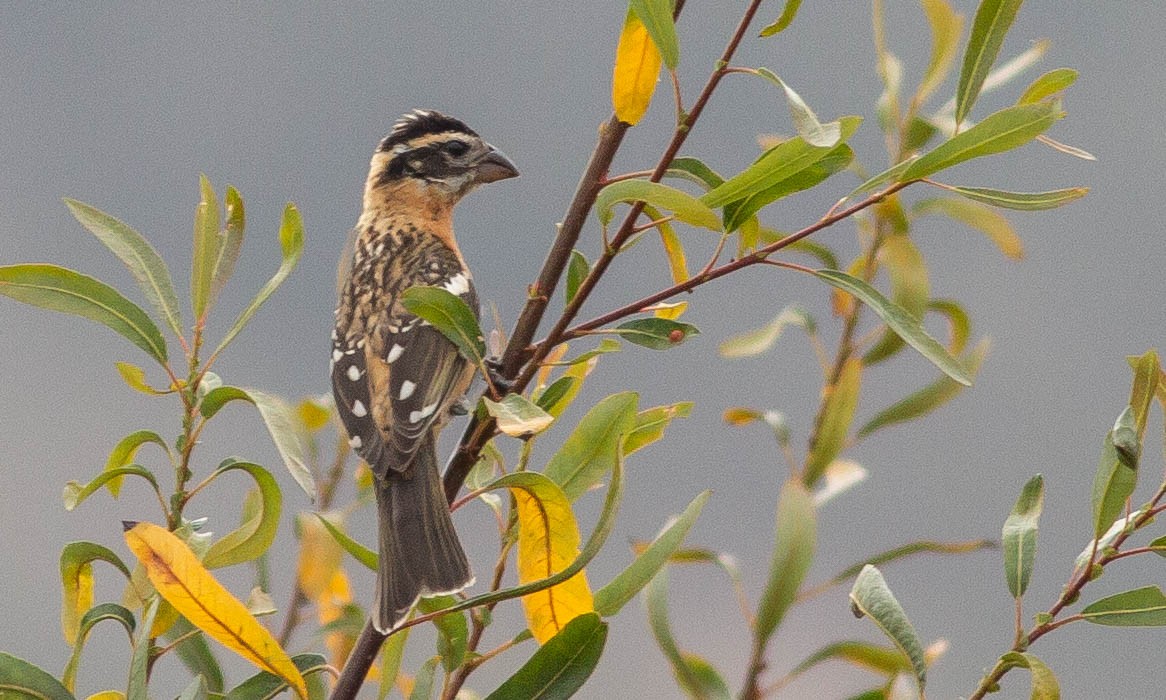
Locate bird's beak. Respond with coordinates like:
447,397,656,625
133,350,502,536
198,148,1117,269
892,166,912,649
474,146,520,183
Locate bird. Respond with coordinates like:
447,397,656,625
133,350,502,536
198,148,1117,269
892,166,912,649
331,109,518,633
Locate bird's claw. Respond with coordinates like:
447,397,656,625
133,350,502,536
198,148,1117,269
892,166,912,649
484,356,515,396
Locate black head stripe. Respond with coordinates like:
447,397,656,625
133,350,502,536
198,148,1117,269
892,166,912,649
378,110,478,152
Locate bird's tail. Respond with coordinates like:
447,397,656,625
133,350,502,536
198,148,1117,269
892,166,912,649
373,433,473,633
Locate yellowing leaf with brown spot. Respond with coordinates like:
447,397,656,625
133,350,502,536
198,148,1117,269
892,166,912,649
511,478,594,644
124,521,308,699
612,10,663,125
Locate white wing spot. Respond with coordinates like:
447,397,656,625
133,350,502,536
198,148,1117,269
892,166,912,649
399,381,416,400
348,435,362,449
347,365,362,381
351,400,368,417
386,344,404,363
408,409,424,423
444,273,470,296
409,402,439,424
332,349,343,362
331,329,338,341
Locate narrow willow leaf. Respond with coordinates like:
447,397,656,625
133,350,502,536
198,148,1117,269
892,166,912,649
315,513,377,572
508,473,595,643
917,0,963,105
594,491,710,616
755,69,841,147
101,430,169,498
858,340,988,437
0,264,167,363
406,656,440,700
484,613,608,700
1000,651,1060,699
929,298,972,354
848,566,926,694
825,540,995,589
787,239,839,270
849,159,915,199
646,571,732,700
212,203,304,358
535,376,577,416
1091,407,1139,538
0,652,77,700
754,481,816,651
804,358,862,485
664,157,725,190
482,394,555,438
60,542,131,643
1082,586,1166,626
416,596,469,672
908,102,1061,181
565,249,589,306
914,196,1023,259
792,640,912,678
1126,350,1160,440
759,0,803,37
719,306,814,358
191,174,221,320
595,180,720,230
176,677,208,700
955,0,1025,123
167,617,225,693
1036,134,1095,160
863,225,930,365
63,603,137,691
701,117,861,209
544,392,637,501
124,522,309,698
399,286,486,365
629,0,678,69
114,362,169,395
126,596,158,700
623,401,693,456
199,387,314,498
543,338,623,367
813,270,972,385
64,199,183,339
814,459,868,506
612,318,699,350
208,186,246,307
1018,68,1078,104
612,9,662,125
223,654,330,700
63,465,160,511
944,185,1088,211
1003,475,1044,598
201,461,282,569
642,204,690,284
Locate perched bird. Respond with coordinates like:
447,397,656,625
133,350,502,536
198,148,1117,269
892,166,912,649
332,110,518,632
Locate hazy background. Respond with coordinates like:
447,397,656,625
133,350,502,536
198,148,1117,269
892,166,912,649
1,2,1162,697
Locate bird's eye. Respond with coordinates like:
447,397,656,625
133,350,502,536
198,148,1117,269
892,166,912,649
443,140,470,157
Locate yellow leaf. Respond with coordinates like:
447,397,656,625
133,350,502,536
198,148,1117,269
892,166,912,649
297,396,332,432
512,481,594,644
121,561,179,637
804,358,863,485
612,10,663,125
536,343,570,393
86,692,126,700
296,512,344,599
124,522,308,699
317,568,356,668
643,204,689,284
649,301,687,320
61,563,94,643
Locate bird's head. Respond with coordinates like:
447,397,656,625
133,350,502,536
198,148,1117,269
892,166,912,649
365,109,519,207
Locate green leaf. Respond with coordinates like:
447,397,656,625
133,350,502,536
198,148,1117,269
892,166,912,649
485,613,608,700
407,656,440,700
198,387,314,498
701,117,861,209
664,157,725,190
848,566,926,694
191,174,222,320
646,571,732,700
223,653,330,700
166,616,224,693
848,159,916,201
59,542,132,642
212,203,304,358
64,198,183,339
101,430,170,498
1003,474,1044,598
201,461,282,569
416,597,468,673
482,394,555,438
315,513,377,571
857,339,988,437
906,102,1061,181
804,358,862,486
543,338,622,367
943,185,1088,211
914,196,1023,259
917,0,963,105
378,625,410,699
0,652,76,700
0,264,167,363
786,239,839,270
863,225,931,365
1091,407,1139,538
813,270,971,385
955,0,1025,123
126,596,158,700
115,362,171,395
623,401,693,455
544,392,638,501
754,481,816,653
595,180,720,231
1082,586,1166,626
209,186,246,307
1018,68,1078,104
754,69,841,147
399,285,486,365
1000,651,1060,699
612,318,699,350
719,306,814,358
594,491,710,617
824,539,996,589
759,0,803,37
177,676,209,700
929,298,972,354
63,465,160,511
62,603,137,691
534,376,577,414
566,249,589,306
629,0,679,69
791,640,912,678
1126,350,1160,441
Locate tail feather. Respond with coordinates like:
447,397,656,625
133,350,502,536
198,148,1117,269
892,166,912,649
374,433,473,633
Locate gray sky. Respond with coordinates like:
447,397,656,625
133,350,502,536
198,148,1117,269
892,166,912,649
1,2,1163,698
